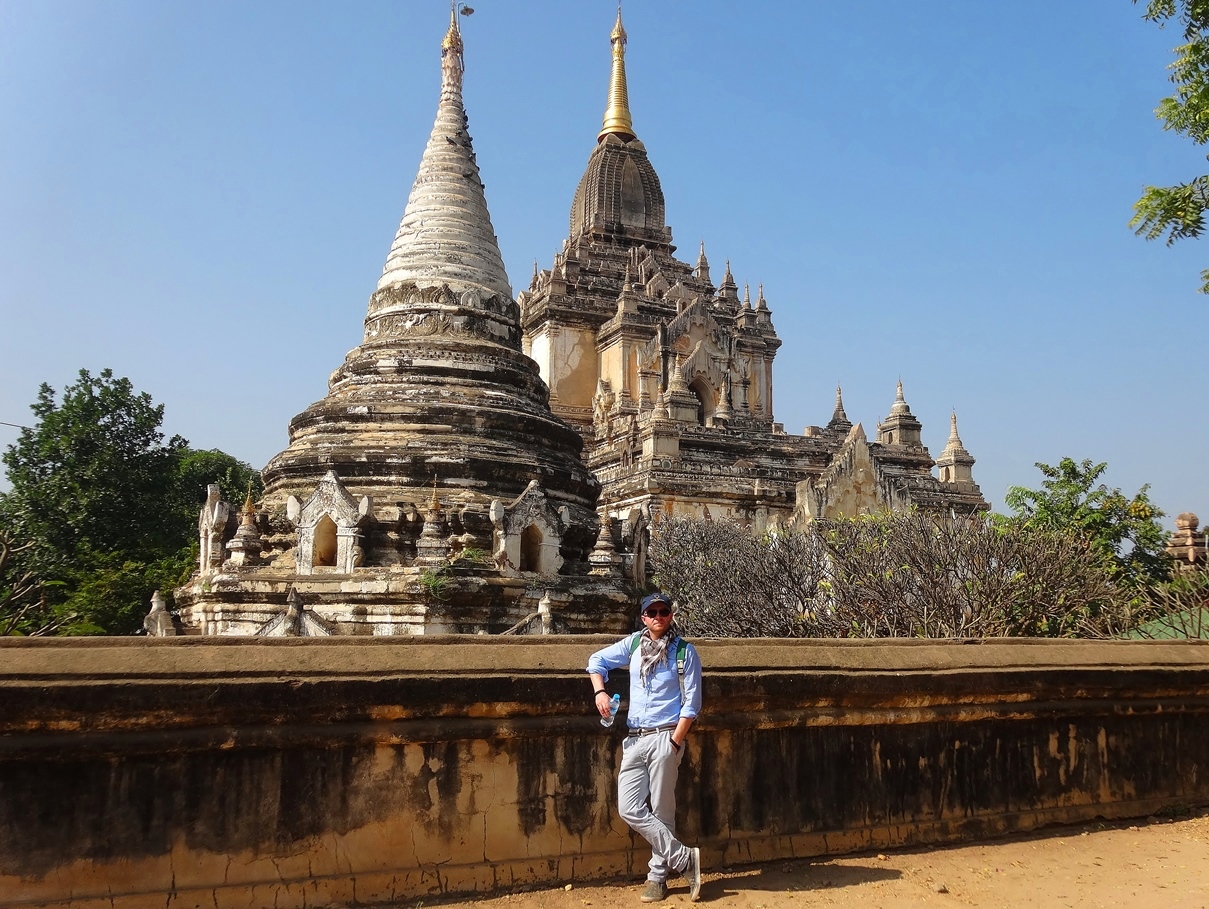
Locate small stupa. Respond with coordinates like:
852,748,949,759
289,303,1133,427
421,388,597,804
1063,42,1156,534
175,8,636,636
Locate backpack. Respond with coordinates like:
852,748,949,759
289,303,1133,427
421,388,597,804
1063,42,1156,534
628,632,689,703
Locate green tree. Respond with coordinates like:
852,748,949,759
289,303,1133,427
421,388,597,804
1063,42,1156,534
0,369,260,634
1004,458,1170,591
1130,0,1209,291
174,448,263,524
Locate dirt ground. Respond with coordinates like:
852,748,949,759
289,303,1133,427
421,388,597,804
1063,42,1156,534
410,809,1209,909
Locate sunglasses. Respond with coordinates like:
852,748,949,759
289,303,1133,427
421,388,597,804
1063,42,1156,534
643,607,672,618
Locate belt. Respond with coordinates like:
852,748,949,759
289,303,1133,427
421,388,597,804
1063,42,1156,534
627,724,678,737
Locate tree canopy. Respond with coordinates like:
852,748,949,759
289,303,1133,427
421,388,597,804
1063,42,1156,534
0,369,260,635
1003,457,1170,590
1131,0,1209,291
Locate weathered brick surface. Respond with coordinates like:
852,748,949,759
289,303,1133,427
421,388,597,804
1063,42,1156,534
2,637,1208,908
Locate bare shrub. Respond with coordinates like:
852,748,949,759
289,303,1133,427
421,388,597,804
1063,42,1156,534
1129,565,1209,639
650,511,1130,639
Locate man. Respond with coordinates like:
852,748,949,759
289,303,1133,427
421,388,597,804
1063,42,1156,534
587,592,703,903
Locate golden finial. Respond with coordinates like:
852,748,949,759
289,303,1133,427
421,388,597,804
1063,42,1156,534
429,475,441,512
240,482,257,527
598,6,636,142
440,1,465,96
442,1,463,52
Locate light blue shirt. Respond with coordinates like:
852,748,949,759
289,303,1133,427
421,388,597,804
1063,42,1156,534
587,632,702,729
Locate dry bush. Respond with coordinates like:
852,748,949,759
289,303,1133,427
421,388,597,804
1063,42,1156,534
650,511,1131,639
1129,565,1209,639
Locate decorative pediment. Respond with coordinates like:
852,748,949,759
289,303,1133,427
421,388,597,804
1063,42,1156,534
798,423,886,522
287,471,371,574
666,298,722,349
257,588,335,637
489,480,566,577
679,339,729,396
288,470,370,530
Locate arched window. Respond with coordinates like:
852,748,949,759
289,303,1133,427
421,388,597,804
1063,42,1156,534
689,378,715,427
520,524,543,573
313,515,338,567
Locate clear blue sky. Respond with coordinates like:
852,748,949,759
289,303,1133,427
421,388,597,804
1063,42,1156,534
0,1,1205,524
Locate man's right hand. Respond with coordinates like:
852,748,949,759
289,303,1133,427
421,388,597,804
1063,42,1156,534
594,690,612,719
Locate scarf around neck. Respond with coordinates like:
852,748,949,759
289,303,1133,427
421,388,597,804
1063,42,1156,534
638,627,677,686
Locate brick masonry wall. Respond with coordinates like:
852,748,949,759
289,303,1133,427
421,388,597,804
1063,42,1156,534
1,636,1208,908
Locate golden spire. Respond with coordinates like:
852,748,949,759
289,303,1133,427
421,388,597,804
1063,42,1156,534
598,6,636,142
440,1,465,97
442,1,462,52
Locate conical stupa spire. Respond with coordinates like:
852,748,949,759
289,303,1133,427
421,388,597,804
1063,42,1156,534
831,385,848,423
695,241,711,284
946,411,962,446
936,410,977,486
598,6,636,142
376,7,511,300
890,379,910,415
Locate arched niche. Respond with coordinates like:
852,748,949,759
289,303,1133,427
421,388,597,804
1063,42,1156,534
689,377,715,427
313,515,338,567
520,524,543,573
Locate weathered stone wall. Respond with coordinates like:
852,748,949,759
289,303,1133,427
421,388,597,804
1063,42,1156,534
2,637,1208,909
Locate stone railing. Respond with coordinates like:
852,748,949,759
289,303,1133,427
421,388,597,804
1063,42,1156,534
2,636,1208,909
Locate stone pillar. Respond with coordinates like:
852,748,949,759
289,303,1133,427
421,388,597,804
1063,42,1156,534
1167,513,1207,569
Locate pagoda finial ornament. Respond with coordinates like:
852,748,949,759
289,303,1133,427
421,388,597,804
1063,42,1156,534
891,379,909,415
441,1,464,97
598,6,636,142
833,385,848,422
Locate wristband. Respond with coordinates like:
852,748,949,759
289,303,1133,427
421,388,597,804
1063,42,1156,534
594,689,608,697
669,735,681,752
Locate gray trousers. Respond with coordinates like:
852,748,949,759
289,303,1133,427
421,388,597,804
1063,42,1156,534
618,731,690,883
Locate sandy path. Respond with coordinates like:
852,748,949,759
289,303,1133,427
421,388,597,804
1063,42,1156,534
406,810,1209,909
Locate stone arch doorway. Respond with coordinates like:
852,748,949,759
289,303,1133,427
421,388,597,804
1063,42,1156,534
520,524,543,573
689,377,715,427
313,515,338,567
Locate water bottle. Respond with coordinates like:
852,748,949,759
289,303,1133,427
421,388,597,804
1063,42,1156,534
600,693,621,727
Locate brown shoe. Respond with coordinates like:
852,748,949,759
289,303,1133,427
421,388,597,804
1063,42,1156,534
639,880,667,902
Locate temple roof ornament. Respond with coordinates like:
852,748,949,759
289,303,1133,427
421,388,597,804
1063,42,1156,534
376,4,511,301
889,379,911,416
598,6,636,142
938,412,975,466
832,385,849,423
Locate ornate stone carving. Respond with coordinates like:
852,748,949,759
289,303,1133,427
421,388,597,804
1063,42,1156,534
288,471,371,575
198,485,232,576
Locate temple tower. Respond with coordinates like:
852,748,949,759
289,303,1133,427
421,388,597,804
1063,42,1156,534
517,11,988,530
175,10,635,636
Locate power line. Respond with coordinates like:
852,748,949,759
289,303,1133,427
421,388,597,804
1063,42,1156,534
0,421,30,430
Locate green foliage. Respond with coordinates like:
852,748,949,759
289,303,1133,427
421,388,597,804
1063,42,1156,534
1003,458,1170,591
175,448,263,522
418,566,450,602
0,369,189,576
0,530,74,636
0,369,259,635
1131,0,1209,291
